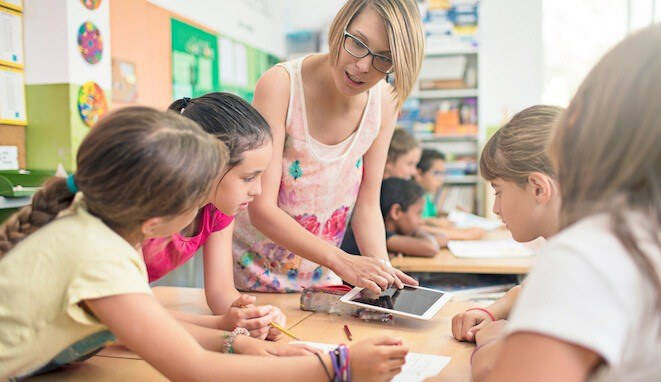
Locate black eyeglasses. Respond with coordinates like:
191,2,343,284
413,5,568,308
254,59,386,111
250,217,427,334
342,31,393,74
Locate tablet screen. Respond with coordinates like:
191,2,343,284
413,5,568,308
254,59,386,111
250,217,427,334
348,286,445,315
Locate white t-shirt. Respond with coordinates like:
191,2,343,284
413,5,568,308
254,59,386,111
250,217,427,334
507,213,661,382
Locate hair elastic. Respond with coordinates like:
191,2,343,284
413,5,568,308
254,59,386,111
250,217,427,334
66,174,78,194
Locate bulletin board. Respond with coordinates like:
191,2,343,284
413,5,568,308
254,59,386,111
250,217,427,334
0,7,23,68
0,0,21,12
171,18,219,100
0,65,26,125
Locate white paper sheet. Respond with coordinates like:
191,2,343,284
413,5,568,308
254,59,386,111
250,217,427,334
448,238,535,258
447,210,502,231
293,341,451,382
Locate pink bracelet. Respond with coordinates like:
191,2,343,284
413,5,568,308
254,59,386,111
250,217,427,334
466,307,496,321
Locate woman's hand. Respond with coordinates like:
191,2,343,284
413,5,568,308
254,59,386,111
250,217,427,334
349,336,408,382
332,250,418,293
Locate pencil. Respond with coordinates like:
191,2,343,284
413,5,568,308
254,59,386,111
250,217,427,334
269,321,300,341
343,324,352,341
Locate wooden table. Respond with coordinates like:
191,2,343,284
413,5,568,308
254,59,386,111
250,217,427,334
391,230,536,275
27,287,476,382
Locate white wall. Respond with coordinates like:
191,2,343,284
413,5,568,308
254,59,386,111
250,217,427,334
478,0,543,217
148,0,287,56
24,0,111,88
479,0,543,130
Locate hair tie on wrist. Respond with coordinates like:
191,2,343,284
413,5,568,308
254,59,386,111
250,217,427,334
180,97,192,114
66,174,78,194
466,307,496,321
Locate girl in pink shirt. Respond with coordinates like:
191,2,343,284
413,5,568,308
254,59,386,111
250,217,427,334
143,92,283,340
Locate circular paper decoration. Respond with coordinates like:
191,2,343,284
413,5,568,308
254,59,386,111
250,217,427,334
78,81,108,128
77,21,103,64
81,0,102,10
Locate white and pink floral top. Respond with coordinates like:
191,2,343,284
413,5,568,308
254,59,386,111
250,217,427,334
232,55,383,292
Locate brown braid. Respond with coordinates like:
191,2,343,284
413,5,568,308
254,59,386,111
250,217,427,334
0,178,75,257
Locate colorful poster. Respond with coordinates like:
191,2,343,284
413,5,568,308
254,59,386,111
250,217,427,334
171,18,219,99
77,21,103,64
111,58,137,102
77,81,107,127
80,0,102,11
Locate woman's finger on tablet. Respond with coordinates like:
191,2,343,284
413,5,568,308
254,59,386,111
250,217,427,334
369,273,389,290
362,279,382,294
394,268,418,287
378,269,396,287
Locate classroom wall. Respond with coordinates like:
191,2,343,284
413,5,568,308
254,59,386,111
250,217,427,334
109,0,172,110
147,0,286,57
478,0,543,218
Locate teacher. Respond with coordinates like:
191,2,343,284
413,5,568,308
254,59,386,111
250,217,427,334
233,0,424,293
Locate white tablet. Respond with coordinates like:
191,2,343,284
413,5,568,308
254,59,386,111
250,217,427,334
340,285,452,320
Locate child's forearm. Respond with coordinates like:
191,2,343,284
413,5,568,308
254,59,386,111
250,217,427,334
471,339,504,382
170,319,227,351
206,288,241,315
168,309,222,329
486,286,521,319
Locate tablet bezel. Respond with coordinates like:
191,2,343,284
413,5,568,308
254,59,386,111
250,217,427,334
339,284,453,320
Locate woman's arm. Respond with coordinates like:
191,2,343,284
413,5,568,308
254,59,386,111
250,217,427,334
248,67,408,293
351,84,418,284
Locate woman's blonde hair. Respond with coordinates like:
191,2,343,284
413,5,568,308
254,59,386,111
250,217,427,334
551,25,661,307
328,0,424,109
480,105,563,186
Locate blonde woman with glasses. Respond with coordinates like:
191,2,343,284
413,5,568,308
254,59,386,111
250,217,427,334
233,0,424,293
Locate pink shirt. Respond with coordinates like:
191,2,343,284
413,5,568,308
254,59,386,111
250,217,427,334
142,203,233,282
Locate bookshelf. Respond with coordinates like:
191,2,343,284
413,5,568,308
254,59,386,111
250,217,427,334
398,0,482,215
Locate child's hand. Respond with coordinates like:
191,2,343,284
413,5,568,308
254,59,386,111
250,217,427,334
463,227,486,240
218,294,275,340
232,335,320,356
349,336,408,382
434,233,448,248
451,309,493,342
475,320,508,346
265,306,286,341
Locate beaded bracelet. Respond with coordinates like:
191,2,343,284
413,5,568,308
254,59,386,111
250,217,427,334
466,307,496,321
221,327,249,353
